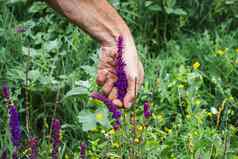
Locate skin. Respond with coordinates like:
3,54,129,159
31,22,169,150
46,0,144,108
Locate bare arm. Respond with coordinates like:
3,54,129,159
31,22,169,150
46,0,131,46
46,0,144,108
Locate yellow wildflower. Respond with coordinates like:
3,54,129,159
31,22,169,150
192,62,200,70
112,142,120,148
217,49,226,56
178,84,184,88
134,138,140,144
235,48,238,53
96,112,104,121
137,125,143,131
109,129,115,135
44,118,49,129
164,127,172,134
65,154,70,159
60,131,63,141
156,78,160,86
207,112,212,117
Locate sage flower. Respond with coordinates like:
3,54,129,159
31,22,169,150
143,101,151,118
52,118,61,159
114,36,128,101
9,105,21,147
2,84,10,99
29,137,38,159
16,27,26,33
0,149,7,159
80,143,86,159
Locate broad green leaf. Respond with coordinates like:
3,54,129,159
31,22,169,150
65,87,89,97
22,47,38,57
28,2,47,13
95,107,111,128
81,65,96,76
78,110,96,131
28,70,41,81
172,8,187,16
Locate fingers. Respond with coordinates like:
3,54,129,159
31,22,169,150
96,69,107,86
102,73,117,95
123,77,137,109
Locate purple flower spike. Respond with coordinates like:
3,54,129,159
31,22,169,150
29,137,38,159
114,36,128,101
9,105,21,147
143,101,152,118
113,119,121,130
2,84,10,99
16,27,26,33
80,143,87,159
12,149,17,159
1,149,7,159
52,118,61,159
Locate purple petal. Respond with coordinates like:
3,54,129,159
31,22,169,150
9,105,21,147
2,84,10,99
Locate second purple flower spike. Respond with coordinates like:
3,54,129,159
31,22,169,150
9,105,21,148
52,118,61,159
143,101,152,118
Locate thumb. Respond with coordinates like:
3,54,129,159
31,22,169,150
123,77,137,109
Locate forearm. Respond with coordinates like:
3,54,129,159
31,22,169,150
46,0,132,46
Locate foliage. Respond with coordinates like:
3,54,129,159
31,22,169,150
0,0,238,158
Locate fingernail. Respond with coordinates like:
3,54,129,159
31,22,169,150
125,102,132,109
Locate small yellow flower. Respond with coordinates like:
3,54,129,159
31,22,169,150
194,99,201,106
192,62,200,70
137,125,143,131
96,112,104,121
60,131,63,141
164,127,172,134
217,49,226,56
156,78,160,86
65,154,70,159
178,84,184,88
134,138,140,144
91,128,98,132
235,48,238,53
44,118,49,129
109,129,115,135
207,112,212,117
112,142,120,148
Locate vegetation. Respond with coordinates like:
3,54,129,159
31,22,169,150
0,0,238,158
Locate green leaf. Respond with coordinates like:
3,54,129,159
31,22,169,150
81,65,96,76
95,107,111,128
65,87,89,97
147,3,162,12
78,110,96,131
172,8,187,15
28,2,47,13
28,70,41,81
44,39,60,52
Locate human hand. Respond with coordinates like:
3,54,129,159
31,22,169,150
96,36,144,109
